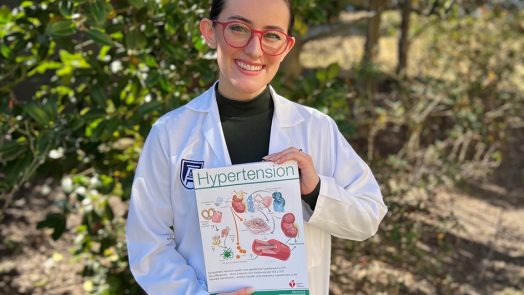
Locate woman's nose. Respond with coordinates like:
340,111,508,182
244,33,263,57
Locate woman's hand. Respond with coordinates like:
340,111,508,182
264,147,320,195
218,287,255,295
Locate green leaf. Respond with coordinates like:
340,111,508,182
160,39,178,58
326,63,341,81
135,100,162,117
92,118,119,140
91,84,107,107
159,75,172,92
28,60,62,76
0,139,27,162
46,20,75,37
20,1,34,8
4,157,32,186
24,103,51,125
128,0,145,9
315,69,326,84
87,0,109,26
0,44,10,58
145,71,159,87
86,29,114,46
144,55,158,67
85,118,103,137
126,29,146,50
58,1,74,17
37,213,67,240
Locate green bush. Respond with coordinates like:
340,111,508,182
0,0,335,293
0,0,214,293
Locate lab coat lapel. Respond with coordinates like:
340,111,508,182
268,87,304,154
269,120,291,154
201,87,232,167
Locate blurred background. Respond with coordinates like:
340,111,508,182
0,0,523,294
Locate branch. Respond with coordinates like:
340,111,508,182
302,11,374,44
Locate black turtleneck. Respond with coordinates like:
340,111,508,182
216,84,320,210
216,85,274,165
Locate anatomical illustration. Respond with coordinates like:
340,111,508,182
200,188,303,263
252,239,291,261
281,213,298,238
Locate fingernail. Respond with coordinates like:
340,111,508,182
262,156,270,161
247,287,255,294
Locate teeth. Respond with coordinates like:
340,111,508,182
236,60,263,72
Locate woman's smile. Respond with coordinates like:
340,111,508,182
235,59,265,73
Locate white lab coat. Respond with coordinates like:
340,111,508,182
126,83,388,295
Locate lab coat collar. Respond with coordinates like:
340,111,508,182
185,82,231,166
267,85,304,154
184,82,305,161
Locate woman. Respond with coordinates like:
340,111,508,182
126,0,388,294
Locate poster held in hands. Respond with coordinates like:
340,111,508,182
194,161,310,295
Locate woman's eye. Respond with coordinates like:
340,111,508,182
229,24,249,33
264,32,283,41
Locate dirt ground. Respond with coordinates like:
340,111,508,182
329,183,524,295
0,188,84,295
328,128,524,295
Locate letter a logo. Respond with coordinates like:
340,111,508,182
180,159,204,189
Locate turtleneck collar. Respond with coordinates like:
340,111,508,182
216,84,273,118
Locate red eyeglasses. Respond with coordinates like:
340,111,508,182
212,20,293,56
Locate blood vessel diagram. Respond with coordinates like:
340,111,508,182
252,239,291,261
200,188,303,263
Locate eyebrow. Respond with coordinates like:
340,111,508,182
227,15,285,31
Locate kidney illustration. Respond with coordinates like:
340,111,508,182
281,212,298,238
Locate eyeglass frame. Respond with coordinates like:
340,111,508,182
211,20,294,56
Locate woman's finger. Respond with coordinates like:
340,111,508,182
264,148,319,194
265,147,305,164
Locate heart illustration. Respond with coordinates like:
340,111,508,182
232,195,246,213
211,211,222,223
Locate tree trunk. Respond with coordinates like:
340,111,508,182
396,0,412,77
363,0,387,65
362,0,387,103
280,35,303,83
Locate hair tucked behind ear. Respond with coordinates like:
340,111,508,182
209,0,295,36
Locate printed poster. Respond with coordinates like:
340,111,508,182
194,161,309,295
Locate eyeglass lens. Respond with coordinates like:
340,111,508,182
224,23,288,55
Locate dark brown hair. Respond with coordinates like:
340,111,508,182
209,0,295,36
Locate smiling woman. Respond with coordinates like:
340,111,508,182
200,0,296,100
125,0,387,294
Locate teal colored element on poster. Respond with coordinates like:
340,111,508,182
211,290,309,295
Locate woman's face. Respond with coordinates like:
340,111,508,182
201,0,295,100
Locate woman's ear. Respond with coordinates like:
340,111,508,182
200,18,217,49
279,36,296,62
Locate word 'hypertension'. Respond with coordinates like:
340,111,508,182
196,165,297,188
